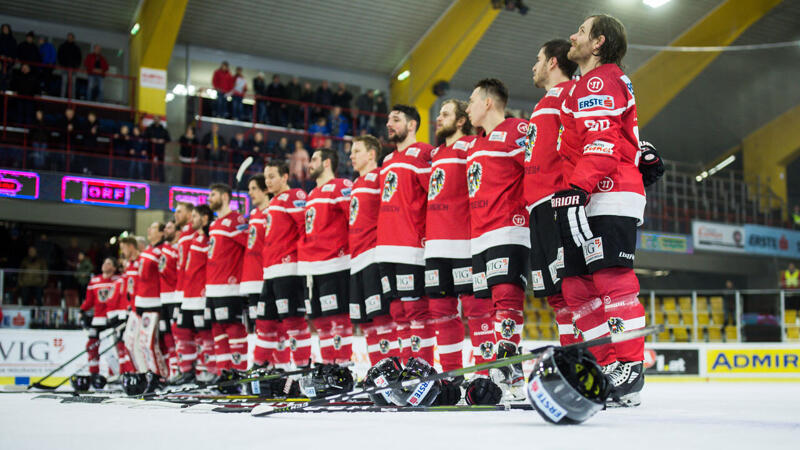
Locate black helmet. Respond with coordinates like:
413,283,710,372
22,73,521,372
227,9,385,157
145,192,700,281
389,357,441,407
121,373,147,396
299,364,354,399
215,369,244,394
90,373,107,390
363,357,403,405
70,375,91,392
526,347,608,425
143,371,166,393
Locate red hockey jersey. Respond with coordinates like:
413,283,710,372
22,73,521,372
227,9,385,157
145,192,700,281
349,168,381,274
158,242,179,304
467,118,530,254
524,80,574,208
118,257,139,312
207,211,247,297
298,178,352,275
183,233,208,310
560,64,645,223
263,188,307,279
81,274,120,322
241,207,267,294
136,246,161,308
175,224,196,300
376,142,434,266
107,276,127,319
425,136,475,260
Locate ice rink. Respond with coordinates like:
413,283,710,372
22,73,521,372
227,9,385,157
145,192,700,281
1,382,798,450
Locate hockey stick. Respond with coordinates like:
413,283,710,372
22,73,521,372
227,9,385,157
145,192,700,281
32,332,124,391
234,155,254,215
249,403,534,414
252,324,663,416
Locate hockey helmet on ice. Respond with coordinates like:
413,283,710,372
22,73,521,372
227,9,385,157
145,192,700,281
215,369,244,395
526,347,608,425
363,357,404,405
121,373,147,395
70,375,91,392
299,364,354,399
389,357,441,407
90,373,107,390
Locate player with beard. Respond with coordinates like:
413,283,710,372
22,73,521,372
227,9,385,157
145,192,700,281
348,135,396,364
257,161,310,368
376,105,435,364
136,222,168,375
79,257,120,382
554,15,649,406
525,39,579,347
206,184,249,374
299,148,354,363
465,79,529,393
158,220,180,377
173,202,195,312
240,174,269,338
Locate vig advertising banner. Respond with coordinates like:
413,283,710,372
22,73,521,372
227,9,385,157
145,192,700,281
743,224,800,259
692,221,746,253
638,231,693,254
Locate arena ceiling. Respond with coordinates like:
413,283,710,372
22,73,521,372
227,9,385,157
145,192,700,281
2,0,799,168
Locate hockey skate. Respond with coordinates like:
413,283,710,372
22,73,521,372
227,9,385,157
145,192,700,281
495,342,525,387
606,361,644,407
169,370,196,386
601,361,619,375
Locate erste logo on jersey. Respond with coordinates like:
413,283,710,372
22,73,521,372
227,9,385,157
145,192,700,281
382,171,398,202
158,254,167,272
467,162,482,198
247,224,257,249
578,95,614,111
305,207,316,234
428,168,445,200
587,77,603,92
524,123,537,162
208,237,216,259
349,196,359,226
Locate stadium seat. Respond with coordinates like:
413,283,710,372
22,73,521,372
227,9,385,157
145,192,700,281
697,311,710,325
530,297,543,309
662,297,677,311
710,296,724,312
524,323,539,339
656,328,671,341
787,327,800,341
653,311,665,324
785,309,797,325
673,327,689,342
666,311,680,325
525,309,537,321
724,325,738,341
538,309,552,324
538,325,553,340
43,288,61,306
63,289,80,307
707,326,723,342
711,312,724,325
678,296,692,311
697,296,709,312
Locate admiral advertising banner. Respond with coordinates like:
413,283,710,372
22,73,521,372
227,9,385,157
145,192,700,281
706,348,800,375
743,224,800,259
692,221,746,253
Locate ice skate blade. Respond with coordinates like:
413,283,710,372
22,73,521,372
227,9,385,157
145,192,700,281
606,392,641,408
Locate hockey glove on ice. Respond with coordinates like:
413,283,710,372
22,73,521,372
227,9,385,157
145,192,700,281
638,140,664,187
464,377,502,405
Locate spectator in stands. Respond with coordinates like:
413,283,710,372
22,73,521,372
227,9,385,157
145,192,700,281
229,131,247,167
60,107,78,149
355,89,374,133
285,76,302,128
13,63,39,124
57,33,82,97
374,92,388,138
83,111,98,135
314,80,333,120
179,125,199,185
248,131,267,173
289,139,311,191
253,72,268,123
84,45,109,102
309,116,330,149
274,136,291,161
231,66,247,121
202,123,227,183
337,141,353,179
793,205,800,230
299,81,314,125
38,36,57,95
17,31,41,66
144,116,170,181
212,61,233,118
329,106,350,147
782,263,799,289
19,246,48,306
83,123,104,174
29,109,49,169
113,124,132,177
723,280,737,327
75,251,94,300
0,24,16,92
266,74,286,126
129,126,148,179
332,82,352,110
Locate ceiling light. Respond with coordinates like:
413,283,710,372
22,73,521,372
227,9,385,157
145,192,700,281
165,92,175,102
130,23,140,36
396,70,410,81
643,0,671,8
172,84,187,95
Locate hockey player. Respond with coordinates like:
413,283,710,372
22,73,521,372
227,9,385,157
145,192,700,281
171,202,196,381
555,14,647,406
206,183,249,373
465,79,530,388
114,237,140,371
107,260,134,374
376,105,435,364
173,204,215,383
258,161,311,368
79,257,119,382
525,39,579,347
240,174,268,361
348,135,396,364
158,220,180,377
299,148,354,364
136,222,164,316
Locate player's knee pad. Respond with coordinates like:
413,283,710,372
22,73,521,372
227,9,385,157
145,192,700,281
591,267,639,299
461,294,492,319
546,293,567,310
561,275,596,307
429,296,458,319
491,283,524,311
403,297,430,323
390,300,407,324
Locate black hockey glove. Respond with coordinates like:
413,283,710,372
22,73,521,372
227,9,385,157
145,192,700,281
551,186,594,251
638,140,664,187
464,377,502,405
79,311,92,329
433,377,462,406
550,186,588,210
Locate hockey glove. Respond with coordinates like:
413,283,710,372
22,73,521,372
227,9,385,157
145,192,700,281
638,140,664,187
433,377,463,406
79,311,92,329
551,186,594,251
464,377,502,405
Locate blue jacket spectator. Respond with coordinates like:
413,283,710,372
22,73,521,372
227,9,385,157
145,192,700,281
329,106,350,138
38,37,56,65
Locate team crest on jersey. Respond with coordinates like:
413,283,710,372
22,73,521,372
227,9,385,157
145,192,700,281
382,171,398,202
305,207,316,234
208,237,216,259
500,318,517,339
428,168,445,200
248,225,257,249
479,341,494,360
158,254,167,272
524,123,537,162
467,163,482,198
127,277,134,294
265,213,272,236
410,335,421,352
98,287,114,303
379,339,391,354
289,337,298,351
333,335,342,350
349,196,359,225
573,319,583,339
608,317,625,334
231,352,242,365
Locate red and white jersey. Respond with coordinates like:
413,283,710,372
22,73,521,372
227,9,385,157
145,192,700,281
298,178,352,275
349,168,381,274
136,245,162,308
158,242,179,304
560,64,645,223
107,276,127,319
263,188,306,279
467,118,530,254
183,233,209,310
524,80,574,209
206,211,247,297
175,224,196,299
119,257,139,312
376,142,434,266
425,136,475,260
240,207,267,294
81,274,120,323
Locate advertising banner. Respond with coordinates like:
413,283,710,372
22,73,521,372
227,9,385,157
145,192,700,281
644,347,700,375
0,308,32,329
638,231,693,254
743,224,800,259
692,221,746,253
706,348,800,375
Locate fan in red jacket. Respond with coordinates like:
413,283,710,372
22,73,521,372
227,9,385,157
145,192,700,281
79,257,119,378
299,148,354,364
554,15,648,407
465,79,530,390
257,161,311,369
376,105,435,365
206,184,248,373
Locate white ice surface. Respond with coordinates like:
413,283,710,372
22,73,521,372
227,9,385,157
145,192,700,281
1,382,798,450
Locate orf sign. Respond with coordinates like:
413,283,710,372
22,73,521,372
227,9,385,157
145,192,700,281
140,67,166,91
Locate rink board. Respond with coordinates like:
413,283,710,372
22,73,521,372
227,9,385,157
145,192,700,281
1,329,799,385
